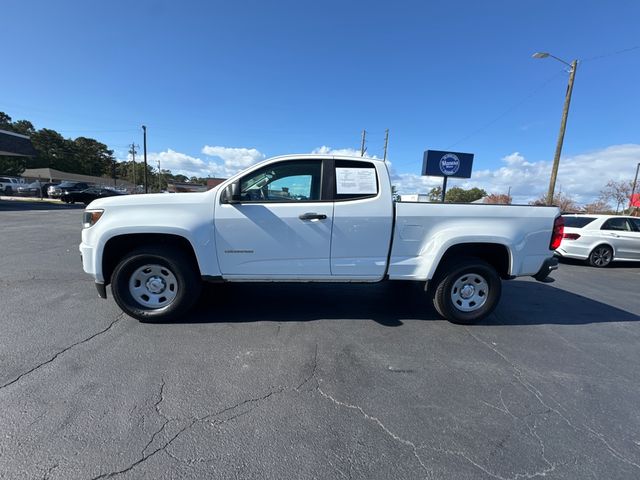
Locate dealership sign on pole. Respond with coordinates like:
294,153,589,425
422,150,474,202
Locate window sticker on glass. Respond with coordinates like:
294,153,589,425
335,168,377,194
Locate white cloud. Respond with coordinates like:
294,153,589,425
311,145,379,159
122,146,265,179
392,144,640,205
201,146,265,172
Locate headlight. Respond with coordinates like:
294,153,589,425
83,209,104,228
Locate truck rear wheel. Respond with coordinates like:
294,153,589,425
111,246,201,322
432,258,501,324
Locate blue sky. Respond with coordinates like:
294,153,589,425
2,0,639,202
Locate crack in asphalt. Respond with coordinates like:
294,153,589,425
465,327,640,473
91,386,287,479
316,386,433,479
90,418,195,480
425,444,559,480
141,379,172,458
0,313,124,390
494,389,557,479
85,344,432,479
295,343,318,391
42,463,59,480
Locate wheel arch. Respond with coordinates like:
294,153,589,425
589,242,615,256
102,233,201,285
431,242,512,281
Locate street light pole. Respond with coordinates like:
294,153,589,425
532,52,578,205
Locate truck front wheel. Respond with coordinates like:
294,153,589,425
432,258,501,324
111,246,201,322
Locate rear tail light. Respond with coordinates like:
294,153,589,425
550,216,564,250
563,233,580,240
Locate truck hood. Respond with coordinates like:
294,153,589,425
88,189,216,209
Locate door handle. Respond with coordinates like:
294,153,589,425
299,212,327,220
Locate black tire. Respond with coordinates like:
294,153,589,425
588,245,613,268
5,186,12,196
111,246,202,322
432,258,502,324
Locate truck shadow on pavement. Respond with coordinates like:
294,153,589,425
180,279,639,327
0,199,84,211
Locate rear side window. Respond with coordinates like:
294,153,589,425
334,160,378,201
630,218,640,232
562,216,596,228
601,218,632,231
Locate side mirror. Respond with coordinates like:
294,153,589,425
222,182,241,204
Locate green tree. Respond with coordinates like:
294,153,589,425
73,137,114,176
428,186,442,201
29,129,69,169
0,157,26,175
11,120,35,136
0,112,13,130
445,186,487,203
428,186,487,202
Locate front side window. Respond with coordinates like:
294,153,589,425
239,160,322,202
601,218,631,231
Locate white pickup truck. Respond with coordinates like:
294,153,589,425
80,154,562,324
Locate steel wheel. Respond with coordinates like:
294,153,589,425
111,246,201,322
589,246,613,267
450,273,489,312
432,258,502,324
128,264,178,309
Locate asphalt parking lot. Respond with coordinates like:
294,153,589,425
1,201,639,480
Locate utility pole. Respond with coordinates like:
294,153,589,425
546,59,578,205
129,143,139,192
157,159,162,192
360,129,367,157
383,129,389,161
630,162,640,213
142,125,148,193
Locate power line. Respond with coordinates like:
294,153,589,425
444,69,567,150
582,45,640,62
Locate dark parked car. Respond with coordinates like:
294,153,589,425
60,187,126,205
17,181,58,197
48,181,91,198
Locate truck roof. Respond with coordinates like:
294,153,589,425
265,154,387,164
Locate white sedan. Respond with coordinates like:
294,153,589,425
556,214,640,267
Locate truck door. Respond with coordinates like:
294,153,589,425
329,159,394,278
215,159,334,277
